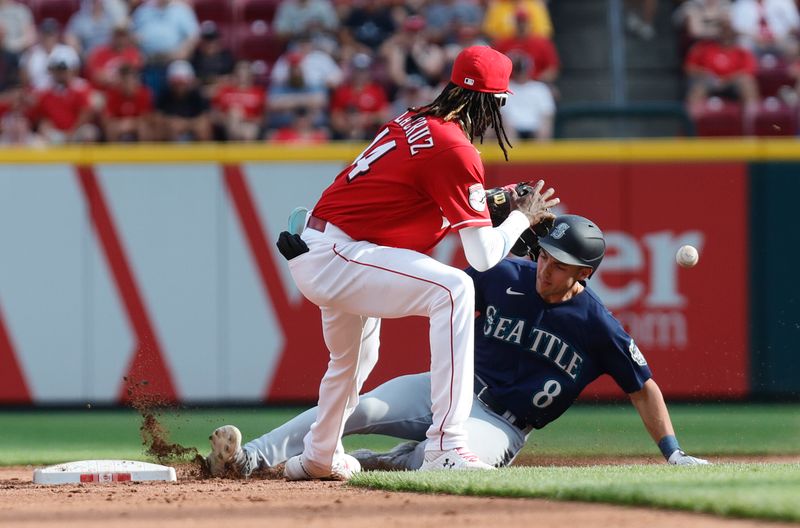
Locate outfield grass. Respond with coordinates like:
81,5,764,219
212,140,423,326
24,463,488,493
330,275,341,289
0,404,797,465
526,403,800,456
350,464,800,523
0,408,402,465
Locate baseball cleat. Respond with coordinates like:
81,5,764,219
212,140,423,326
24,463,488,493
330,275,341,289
419,448,495,471
351,440,419,471
284,453,361,481
206,425,253,478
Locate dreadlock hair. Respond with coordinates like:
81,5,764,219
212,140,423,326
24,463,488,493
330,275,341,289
410,82,513,161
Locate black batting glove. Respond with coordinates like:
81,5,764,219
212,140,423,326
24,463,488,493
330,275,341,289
276,231,309,261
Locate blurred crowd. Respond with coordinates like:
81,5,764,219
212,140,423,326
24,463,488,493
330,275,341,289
2,0,795,144
674,0,800,135
0,0,560,145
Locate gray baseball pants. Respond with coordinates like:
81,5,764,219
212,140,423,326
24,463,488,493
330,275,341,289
243,373,530,470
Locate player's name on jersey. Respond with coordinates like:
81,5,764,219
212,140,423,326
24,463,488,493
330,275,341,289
394,111,434,156
484,305,583,380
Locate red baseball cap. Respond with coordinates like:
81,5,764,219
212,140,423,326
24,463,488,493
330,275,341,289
402,15,426,32
450,46,513,94
286,51,303,66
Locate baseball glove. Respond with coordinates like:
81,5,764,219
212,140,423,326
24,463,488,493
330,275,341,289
486,182,554,258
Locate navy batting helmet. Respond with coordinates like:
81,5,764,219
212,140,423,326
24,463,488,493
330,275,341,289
537,215,605,275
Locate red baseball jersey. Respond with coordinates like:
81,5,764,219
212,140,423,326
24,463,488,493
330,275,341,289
212,85,266,119
330,83,389,114
86,45,144,88
104,84,153,118
685,41,757,78
31,79,93,131
493,36,560,80
312,111,492,253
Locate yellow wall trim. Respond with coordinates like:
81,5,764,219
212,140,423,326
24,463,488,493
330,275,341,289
1,138,799,164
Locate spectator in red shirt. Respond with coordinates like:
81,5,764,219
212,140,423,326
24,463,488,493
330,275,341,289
86,24,144,89
268,105,329,143
493,9,560,84
211,60,266,142
102,63,153,141
685,17,760,115
30,48,99,143
329,53,390,140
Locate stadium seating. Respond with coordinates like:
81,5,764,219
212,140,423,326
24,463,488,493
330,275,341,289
234,26,285,64
32,0,80,26
238,0,280,26
753,98,798,136
756,54,795,98
186,0,285,65
692,98,744,137
192,0,236,25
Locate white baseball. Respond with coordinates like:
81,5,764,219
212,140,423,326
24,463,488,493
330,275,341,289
676,245,699,268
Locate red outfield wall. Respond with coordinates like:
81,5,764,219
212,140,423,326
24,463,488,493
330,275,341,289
487,162,750,399
0,158,750,404
275,161,751,401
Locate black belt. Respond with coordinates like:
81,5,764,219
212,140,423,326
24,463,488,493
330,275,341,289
307,215,328,232
474,376,529,431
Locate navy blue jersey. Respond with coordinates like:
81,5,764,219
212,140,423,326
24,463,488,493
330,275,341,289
467,258,652,430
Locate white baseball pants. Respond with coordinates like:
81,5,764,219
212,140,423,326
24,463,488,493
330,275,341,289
287,219,476,472
243,373,530,470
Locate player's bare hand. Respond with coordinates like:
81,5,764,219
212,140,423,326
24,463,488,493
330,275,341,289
511,180,559,228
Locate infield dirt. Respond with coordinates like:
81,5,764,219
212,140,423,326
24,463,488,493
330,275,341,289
7,392,795,527
2,460,799,528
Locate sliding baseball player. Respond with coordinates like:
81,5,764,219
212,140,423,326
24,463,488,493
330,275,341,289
207,214,707,477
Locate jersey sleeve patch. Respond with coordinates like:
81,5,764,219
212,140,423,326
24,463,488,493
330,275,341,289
468,183,487,212
629,339,647,366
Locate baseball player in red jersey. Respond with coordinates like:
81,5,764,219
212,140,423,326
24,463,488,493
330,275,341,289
208,46,559,480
